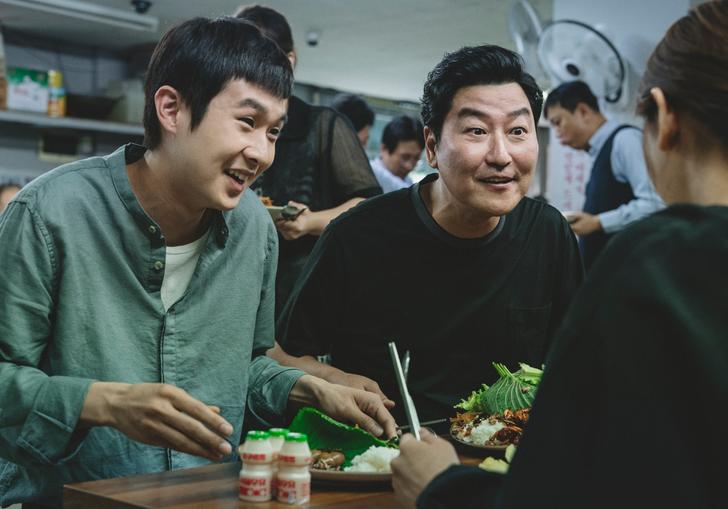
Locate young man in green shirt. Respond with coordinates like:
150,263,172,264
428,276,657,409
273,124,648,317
0,17,394,507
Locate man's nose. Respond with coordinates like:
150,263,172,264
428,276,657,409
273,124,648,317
485,132,512,169
244,133,271,172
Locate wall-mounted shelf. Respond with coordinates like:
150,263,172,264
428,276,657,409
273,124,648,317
0,109,143,136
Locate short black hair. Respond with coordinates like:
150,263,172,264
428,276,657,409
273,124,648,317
381,115,424,153
331,93,375,132
143,16,293,150
234,5,294,54
544,80,599,119
421,45,543,141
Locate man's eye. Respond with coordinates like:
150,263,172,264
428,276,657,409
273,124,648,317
239,117,255,128
511,127,527,136
468,127,486,135
268,127,281,139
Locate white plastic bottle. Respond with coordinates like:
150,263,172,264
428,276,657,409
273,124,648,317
268,427,288,497
238,430,273,502
276,432,312,505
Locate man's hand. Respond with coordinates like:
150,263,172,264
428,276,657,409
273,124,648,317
391,428,460,508
288,375,397,439
275,201,314,240
567,211,602,236
323,369,395,409
81,382,234,462
266,343,395,407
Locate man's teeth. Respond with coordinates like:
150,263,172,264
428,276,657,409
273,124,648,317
226,170,246,183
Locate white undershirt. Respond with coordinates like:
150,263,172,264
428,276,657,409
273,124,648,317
161,231,209,311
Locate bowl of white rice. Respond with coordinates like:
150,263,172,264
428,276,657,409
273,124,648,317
344,446,400,473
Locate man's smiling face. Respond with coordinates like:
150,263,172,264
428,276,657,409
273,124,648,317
168,78,288,211
425,82,538,218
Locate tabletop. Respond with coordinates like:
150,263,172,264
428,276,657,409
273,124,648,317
64,453,485,509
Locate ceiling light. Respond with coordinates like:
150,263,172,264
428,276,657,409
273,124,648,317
0,0,159,32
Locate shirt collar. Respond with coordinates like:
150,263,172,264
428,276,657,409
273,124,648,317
109,143,230,248
587,119,620,158
372,157,413,184
411,172,505,248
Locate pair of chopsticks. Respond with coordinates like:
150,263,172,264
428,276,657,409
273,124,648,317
397,418,448,432
388,341,422,440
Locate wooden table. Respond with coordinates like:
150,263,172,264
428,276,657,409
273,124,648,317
64,454,483,508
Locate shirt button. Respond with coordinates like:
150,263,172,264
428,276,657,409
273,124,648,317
148,225,157,235
153,260,164,271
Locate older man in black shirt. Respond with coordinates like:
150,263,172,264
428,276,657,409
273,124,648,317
275,45,583,421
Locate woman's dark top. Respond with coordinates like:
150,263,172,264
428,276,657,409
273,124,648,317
418,205,728,509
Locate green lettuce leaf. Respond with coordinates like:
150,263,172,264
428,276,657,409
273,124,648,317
288,407,396,466
456,362,543,414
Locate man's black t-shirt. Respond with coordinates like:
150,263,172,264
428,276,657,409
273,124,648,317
278,173,583,421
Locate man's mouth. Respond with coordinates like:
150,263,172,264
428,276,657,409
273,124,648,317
480,176,516,184
224,169,253,185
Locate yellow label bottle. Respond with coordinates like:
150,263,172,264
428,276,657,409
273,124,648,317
47,69,66,117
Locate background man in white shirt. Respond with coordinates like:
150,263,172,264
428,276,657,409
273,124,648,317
370,115,425,193
545,80,664,269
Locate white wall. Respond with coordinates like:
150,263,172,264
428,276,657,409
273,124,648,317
553,0,690,77
545,0,689,210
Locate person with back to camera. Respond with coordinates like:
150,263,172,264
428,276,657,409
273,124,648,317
331,92,375,148
545,80,664,269
370,115,425,193
272,44,584,424
0,17,396,509
391,2,728,508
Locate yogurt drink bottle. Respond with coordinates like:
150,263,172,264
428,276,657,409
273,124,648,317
268,427,288,497
276,432,312,504
238,430,273,502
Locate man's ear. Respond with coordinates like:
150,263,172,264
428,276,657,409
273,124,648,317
154,85,185,136
650,87,679,151
424,126,438,168
575,102,592,119
287,51,297,69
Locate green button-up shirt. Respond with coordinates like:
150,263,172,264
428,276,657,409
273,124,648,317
0,144,304,507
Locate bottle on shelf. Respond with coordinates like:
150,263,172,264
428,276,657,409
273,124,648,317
47,69,66,118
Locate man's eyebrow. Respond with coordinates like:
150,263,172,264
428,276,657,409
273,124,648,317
236,98,287,125
457,106,531,120
236,97,268,114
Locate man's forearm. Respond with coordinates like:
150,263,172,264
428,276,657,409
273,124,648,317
267,342,341,380
78,381,128,428
307,197,364,235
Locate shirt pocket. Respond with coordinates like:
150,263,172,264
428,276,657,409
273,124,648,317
508,304,552,365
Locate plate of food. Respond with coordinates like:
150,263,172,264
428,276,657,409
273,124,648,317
266,204,305,221
309,447,396,483
450,408,530,454
288,407,398,485
449,362,542,454
266,205,286,221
